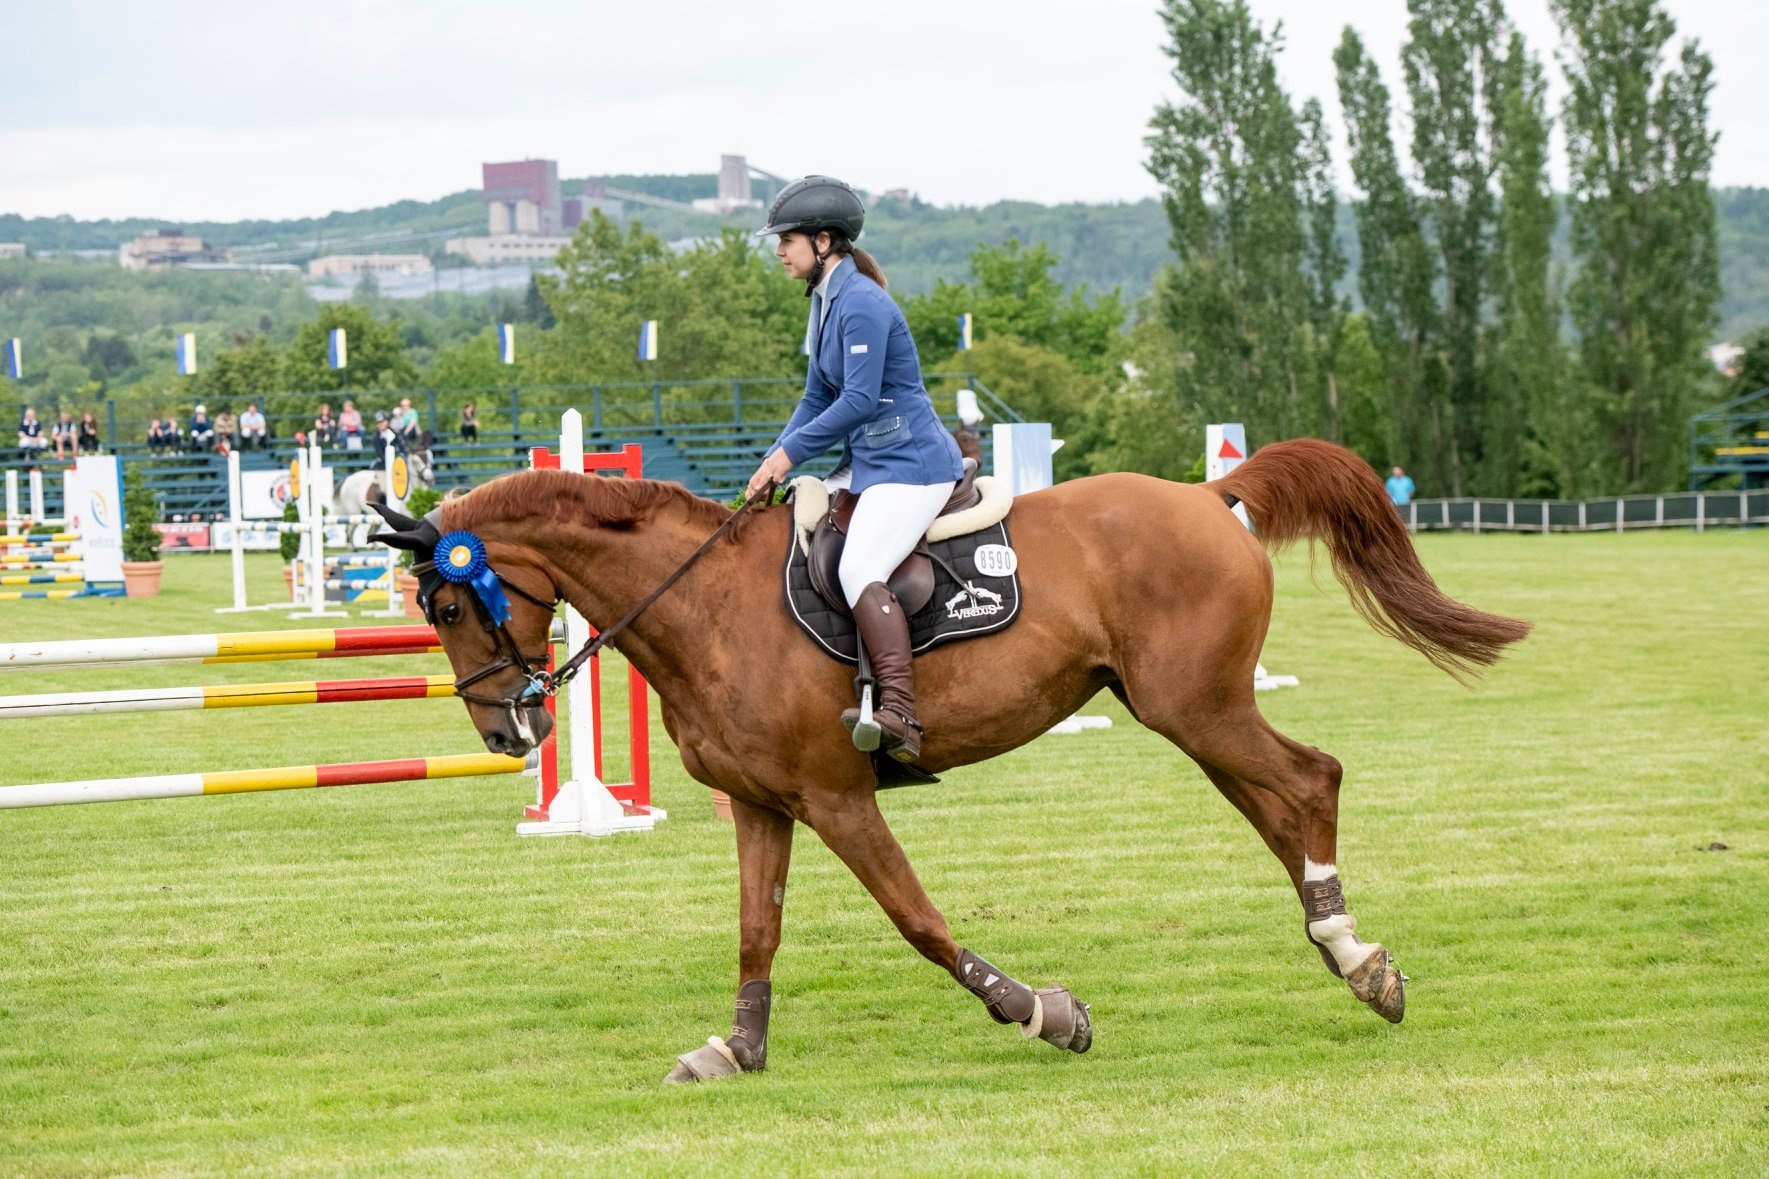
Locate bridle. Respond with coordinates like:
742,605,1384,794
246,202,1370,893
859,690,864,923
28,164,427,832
404,492,769,721
410,554,559,711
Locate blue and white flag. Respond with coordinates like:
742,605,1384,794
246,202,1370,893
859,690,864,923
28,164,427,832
2,338,19,380
176,332,197,376
637,319,658,362
956,312,973,351
328,327,348,370
498,323,516,365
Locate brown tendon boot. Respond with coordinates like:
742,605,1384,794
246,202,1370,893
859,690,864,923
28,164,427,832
841,582,923,762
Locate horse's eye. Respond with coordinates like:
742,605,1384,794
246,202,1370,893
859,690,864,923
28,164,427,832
438,602,463,625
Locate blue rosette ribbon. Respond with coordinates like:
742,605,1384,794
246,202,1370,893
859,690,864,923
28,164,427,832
433,531,511,626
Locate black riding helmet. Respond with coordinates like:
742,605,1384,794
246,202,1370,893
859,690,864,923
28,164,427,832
755,175,866,241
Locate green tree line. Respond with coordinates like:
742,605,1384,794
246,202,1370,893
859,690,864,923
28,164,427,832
1145,0,1722,496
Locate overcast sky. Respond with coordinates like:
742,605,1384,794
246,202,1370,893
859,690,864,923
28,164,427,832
2,0,1763,223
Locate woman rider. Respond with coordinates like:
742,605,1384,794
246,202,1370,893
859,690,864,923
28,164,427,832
746,176,964,764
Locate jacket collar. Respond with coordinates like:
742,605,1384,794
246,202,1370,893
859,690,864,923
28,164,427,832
817,255,854,306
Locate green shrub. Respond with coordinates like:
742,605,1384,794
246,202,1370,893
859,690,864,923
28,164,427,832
279,500,302,562
121,467,162,563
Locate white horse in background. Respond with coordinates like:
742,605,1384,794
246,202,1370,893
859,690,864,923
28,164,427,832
332,440,436,545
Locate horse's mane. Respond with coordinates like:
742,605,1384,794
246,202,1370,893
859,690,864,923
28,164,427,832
448,469,733,534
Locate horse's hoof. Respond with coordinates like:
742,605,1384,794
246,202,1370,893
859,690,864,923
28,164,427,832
1345,947,1407,1024
1020,986,1093,1054
662,1036,743,1084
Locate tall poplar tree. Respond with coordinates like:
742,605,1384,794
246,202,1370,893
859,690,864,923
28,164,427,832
1147,0,1314,439
1486,31,1571,494
1335,28,1442,481
1299,98,1349,442
1401,0,1512,495
1552,0,1720,489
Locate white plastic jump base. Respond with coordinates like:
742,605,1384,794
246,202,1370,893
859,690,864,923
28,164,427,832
1253,662,1300,691
514,777,666,837
1048,714,1113,735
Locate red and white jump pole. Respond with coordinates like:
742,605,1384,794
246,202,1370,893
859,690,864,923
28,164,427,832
516,408,658,837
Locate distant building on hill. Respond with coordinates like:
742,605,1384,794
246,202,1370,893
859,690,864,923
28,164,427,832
1710,343,1744,377
443,235,571,265
119,228,232,270
564,179,624,228
483,159,563,236
0,243,26,259
307,254,433,278
690,154,764,215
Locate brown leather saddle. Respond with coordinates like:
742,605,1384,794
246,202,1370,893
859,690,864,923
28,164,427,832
807,458,982,617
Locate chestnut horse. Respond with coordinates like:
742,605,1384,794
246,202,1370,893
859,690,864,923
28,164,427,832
375,439,1529,1082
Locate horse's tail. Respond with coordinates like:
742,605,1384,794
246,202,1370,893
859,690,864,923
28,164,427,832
1214,438,1531,681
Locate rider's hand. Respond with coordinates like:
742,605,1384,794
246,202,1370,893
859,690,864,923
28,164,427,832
746,449,793,503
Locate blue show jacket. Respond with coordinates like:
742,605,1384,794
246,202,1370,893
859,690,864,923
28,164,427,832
772,261,964,492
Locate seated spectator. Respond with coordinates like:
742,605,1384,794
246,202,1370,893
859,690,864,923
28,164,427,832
313,402,338,449
339,399,363,450
213,408,238,454
162,415,184,454
189,405,215,452
239,401,267,451
373,412,404,468
459,400,478,441
77,412,101,455
17,408,48,463
147,417,168,454
49,412,76,460
51,410,78,460
396,397,419,435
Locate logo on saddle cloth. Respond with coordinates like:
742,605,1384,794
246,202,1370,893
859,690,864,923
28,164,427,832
945,582,1006,621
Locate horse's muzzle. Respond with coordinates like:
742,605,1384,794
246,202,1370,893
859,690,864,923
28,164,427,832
482,704,554,756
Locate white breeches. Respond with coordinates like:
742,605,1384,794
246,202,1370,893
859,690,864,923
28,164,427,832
836,480,957,607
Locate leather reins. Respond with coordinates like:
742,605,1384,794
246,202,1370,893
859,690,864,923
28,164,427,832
426,489,771,713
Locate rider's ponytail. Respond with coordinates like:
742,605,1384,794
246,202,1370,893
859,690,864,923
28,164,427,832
827,233,886,289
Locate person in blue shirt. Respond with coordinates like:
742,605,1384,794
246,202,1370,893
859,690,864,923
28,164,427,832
1385,465,1415,507
746,176,964,764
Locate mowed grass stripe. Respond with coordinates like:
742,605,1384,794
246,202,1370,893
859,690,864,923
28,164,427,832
0,538,1763,1176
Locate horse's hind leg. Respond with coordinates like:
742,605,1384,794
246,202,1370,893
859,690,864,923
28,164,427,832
1134,689,1407,1023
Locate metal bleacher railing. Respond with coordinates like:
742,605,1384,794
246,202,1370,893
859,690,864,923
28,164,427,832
1688,386,1769,491
5,374,1022,519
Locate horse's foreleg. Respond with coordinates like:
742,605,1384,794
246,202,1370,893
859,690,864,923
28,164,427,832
664,794,793,1084
805,790,1092,1055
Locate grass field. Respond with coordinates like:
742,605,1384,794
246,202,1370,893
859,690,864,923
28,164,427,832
1,534,1765,1176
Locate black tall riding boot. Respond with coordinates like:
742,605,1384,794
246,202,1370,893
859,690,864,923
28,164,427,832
840,581,923,763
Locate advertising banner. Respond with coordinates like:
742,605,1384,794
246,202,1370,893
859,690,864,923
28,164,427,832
65,457,124,582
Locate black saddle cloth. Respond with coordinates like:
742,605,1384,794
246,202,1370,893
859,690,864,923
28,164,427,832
782,521,1022,664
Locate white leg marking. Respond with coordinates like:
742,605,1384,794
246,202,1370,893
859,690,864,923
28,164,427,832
1303,858,1336,882
1307,913,1369,975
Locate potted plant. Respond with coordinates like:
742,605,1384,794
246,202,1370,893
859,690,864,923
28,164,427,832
396,486,443,618
280,499,303,599
120,467,164,597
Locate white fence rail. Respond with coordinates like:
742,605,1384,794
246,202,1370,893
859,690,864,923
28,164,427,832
1405,490,1769,533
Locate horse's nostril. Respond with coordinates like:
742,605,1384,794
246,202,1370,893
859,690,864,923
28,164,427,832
484,731,508,755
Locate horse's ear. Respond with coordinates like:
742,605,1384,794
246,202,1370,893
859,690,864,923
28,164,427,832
375,527,433,556
371,502,420,532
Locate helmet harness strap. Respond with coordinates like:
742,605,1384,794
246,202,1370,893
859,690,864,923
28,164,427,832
805,231,832,296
